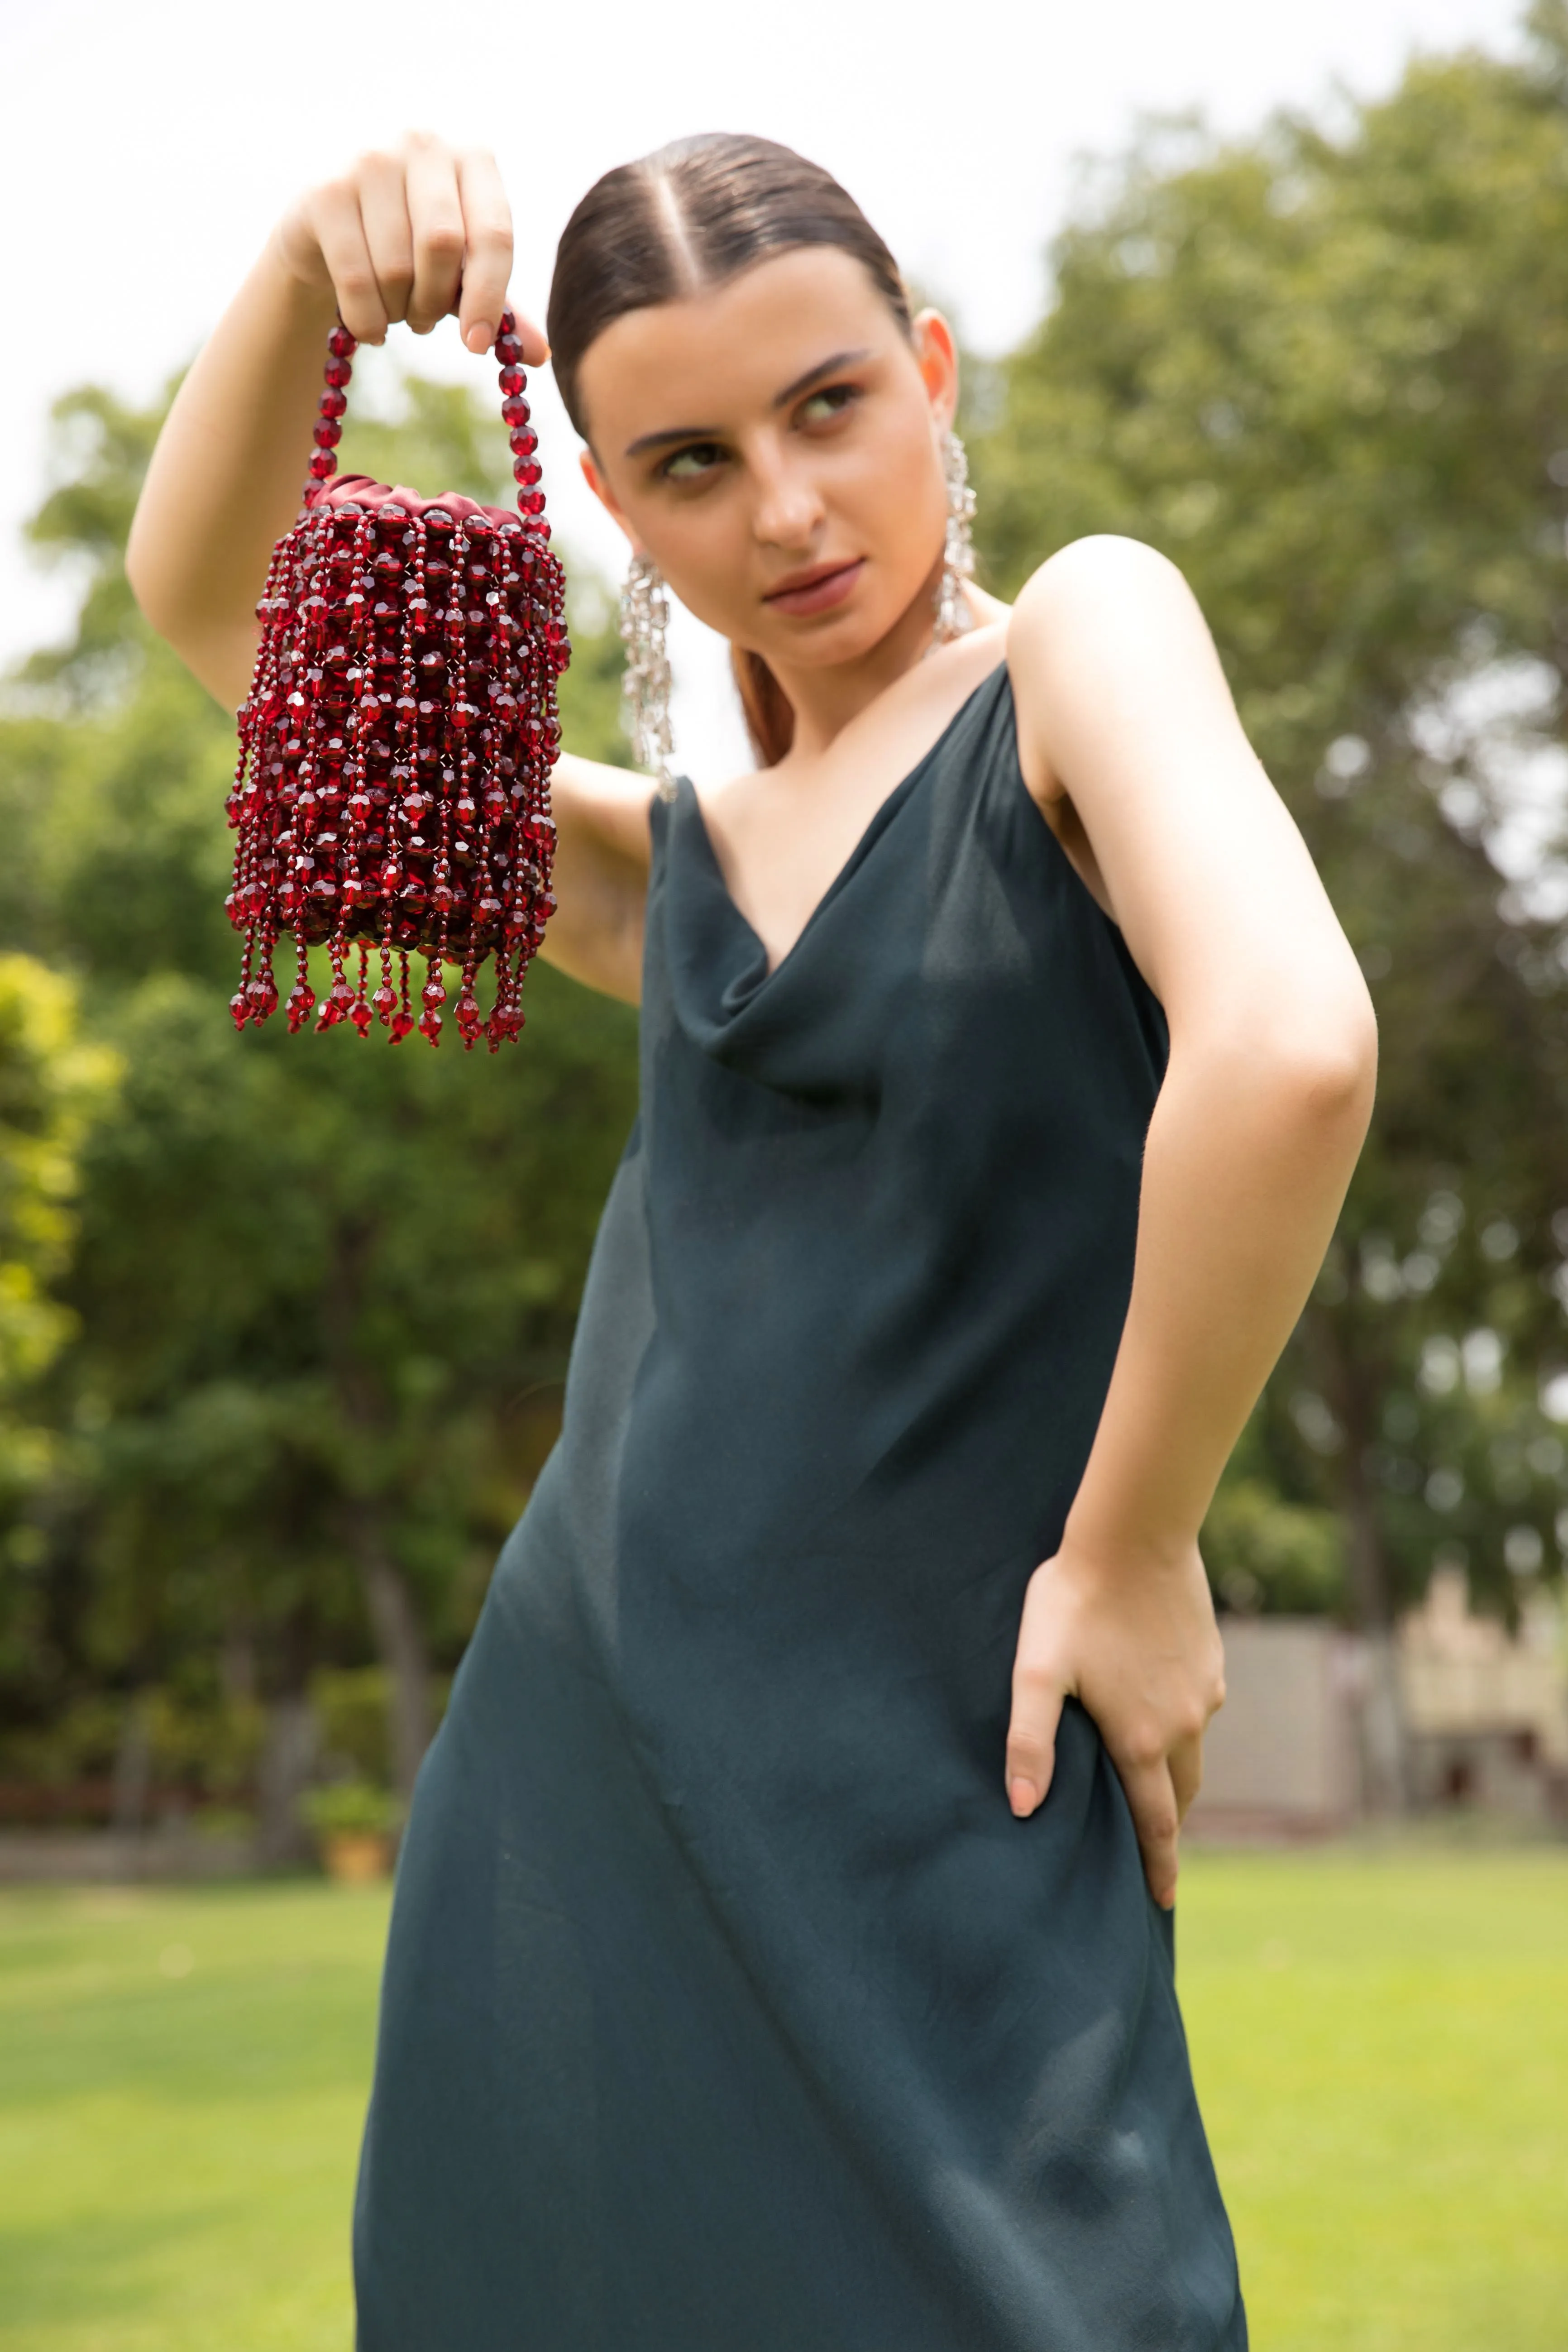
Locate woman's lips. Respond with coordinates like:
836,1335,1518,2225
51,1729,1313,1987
761,559,865,617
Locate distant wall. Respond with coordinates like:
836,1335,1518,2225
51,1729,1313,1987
1189,1618,1362,1837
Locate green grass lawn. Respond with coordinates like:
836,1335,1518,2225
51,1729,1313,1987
0,1848,1563,2350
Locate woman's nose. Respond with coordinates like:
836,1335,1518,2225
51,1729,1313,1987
750,451,825,551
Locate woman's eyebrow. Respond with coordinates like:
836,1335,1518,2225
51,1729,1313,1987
771,348,873,407
622,348,874,459
625,419,721,458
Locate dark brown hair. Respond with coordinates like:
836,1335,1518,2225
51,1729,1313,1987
547,134,913,767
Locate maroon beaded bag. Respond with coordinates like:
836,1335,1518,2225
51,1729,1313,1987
225,311,568,1050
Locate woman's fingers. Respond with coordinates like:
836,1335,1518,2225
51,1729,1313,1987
356,148,417,336
309,175,391,345
1005,1658,1067,1818
455,149,527,355
282,137,539,364
1118,1752,1182,1909
1169,1730,1204,1824
403,134,468,334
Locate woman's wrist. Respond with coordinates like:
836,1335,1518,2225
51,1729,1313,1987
1056,1504,1202,1580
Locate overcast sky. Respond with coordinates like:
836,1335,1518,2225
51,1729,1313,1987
0,0,1528,778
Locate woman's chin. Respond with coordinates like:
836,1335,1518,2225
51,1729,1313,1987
758,593,920,674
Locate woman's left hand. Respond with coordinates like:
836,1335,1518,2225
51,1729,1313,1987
1004,1535,1226,1909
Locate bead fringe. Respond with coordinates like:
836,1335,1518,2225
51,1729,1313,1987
224,314,569,1052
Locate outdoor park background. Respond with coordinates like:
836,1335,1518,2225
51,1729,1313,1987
2,0,1568,2344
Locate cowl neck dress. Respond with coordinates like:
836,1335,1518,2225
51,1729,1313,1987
353,660,1248,2351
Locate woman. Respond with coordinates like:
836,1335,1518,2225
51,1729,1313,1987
128,130,1376,2351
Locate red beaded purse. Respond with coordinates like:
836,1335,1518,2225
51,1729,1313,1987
225,311,568,1050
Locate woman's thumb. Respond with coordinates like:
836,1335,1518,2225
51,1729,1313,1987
1005,1669,1066,1817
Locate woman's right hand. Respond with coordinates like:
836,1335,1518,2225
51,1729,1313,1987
270,130,548,363
127,133,550,705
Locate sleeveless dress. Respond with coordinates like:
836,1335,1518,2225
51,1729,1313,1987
352,662,1248,2351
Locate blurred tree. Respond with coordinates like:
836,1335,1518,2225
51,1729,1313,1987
0,956,117,1674
13,23,1568,1822
0,362,639,1803
967,14,1568,1795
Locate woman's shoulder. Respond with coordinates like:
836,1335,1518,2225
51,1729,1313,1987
1004,535,1209,773
1007,533,1193,645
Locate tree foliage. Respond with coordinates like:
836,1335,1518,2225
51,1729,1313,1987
969,27,1568,1631
5,22,1568,1823
0,956,117,1499
0,364,639,1802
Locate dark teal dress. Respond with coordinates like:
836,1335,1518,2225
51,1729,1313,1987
353,663,1247,2349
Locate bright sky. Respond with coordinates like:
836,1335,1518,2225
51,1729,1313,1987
0,0,1526,779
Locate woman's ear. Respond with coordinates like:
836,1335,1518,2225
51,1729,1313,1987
578,447,637,548
910,309,960,431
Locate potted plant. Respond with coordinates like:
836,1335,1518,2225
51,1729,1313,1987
300,1779,403,1883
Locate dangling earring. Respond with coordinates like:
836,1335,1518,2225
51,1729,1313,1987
932,427,977,646
619,552,676,802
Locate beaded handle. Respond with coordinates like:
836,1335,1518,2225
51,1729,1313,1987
306,310,547,530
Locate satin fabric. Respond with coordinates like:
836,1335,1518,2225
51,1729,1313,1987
353,662,1247,2350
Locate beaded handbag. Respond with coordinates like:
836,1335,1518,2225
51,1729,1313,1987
225,312,568,1050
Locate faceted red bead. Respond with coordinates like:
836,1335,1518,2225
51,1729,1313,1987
418,1006,443,1044
324,358,353,388
229,990,249,1030
309,450,337,481
328,325,357,360
227,362,564,1054
313,418,343,449
286,979,317,1032
421,975,447,1009
512,459,542,487
494,331,522,366
501,397,531,429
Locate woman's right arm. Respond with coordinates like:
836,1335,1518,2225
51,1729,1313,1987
125,133,654,1006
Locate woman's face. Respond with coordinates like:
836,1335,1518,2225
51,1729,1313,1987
575,246,956,678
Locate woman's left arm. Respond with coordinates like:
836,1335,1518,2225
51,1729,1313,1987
1002,535,1377,1908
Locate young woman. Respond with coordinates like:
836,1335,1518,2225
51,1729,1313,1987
128,130,1375,2351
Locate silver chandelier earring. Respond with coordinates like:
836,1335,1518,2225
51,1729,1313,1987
932,427,978,646
620,552,677,802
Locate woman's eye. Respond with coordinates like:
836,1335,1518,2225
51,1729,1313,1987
661,441,725,482
799,384,859,424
